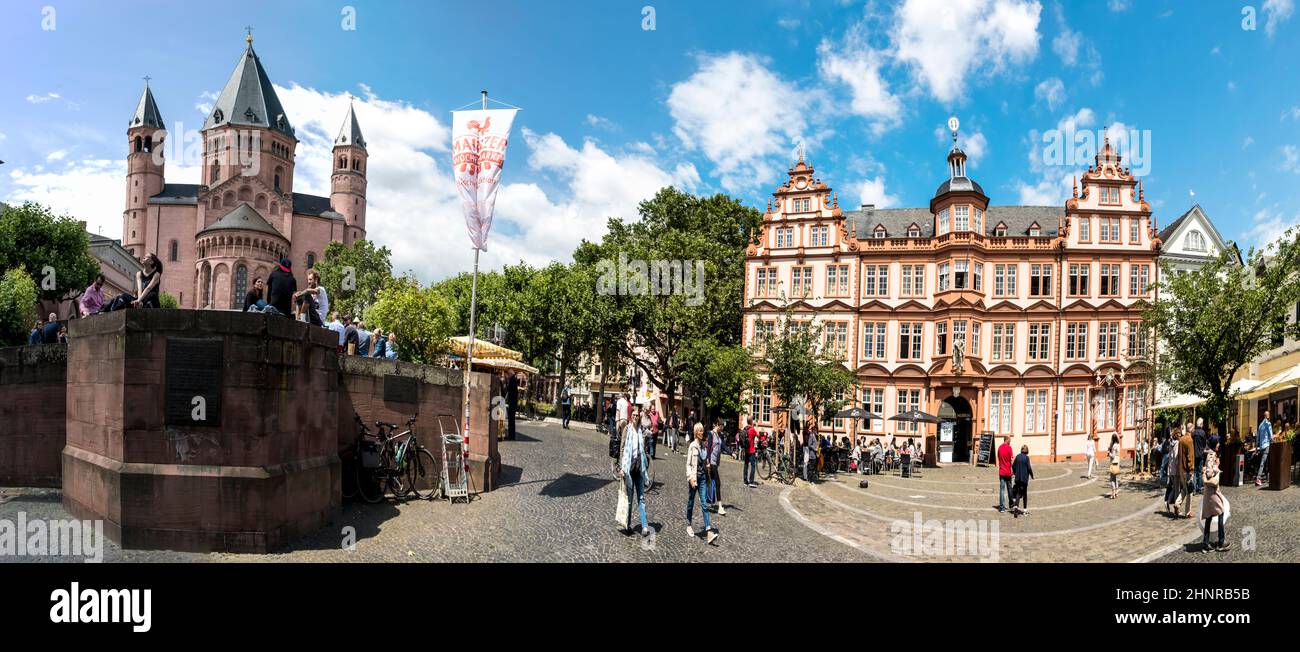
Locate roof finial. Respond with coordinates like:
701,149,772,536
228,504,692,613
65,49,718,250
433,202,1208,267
1072,175,1078,198
142,75,152,87
244,25,254,46
948,116,960,145
797,141,804,164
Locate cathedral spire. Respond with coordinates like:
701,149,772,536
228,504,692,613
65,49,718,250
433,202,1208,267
130,80,165,129
334,99,366,150
202,36,294,137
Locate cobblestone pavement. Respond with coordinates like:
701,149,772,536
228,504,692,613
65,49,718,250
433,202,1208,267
3,422,1290,563
1152,481,1300,563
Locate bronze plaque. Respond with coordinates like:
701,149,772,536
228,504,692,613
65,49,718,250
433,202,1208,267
384,374,418,404
165,338,224,426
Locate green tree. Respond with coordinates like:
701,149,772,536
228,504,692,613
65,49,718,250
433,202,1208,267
314,239,394,319
1143,233,1300,437
762,308,855,429
366,276,457,364
575,187,762,418
0,203,99,304
432,269,504,339
0,265,40,345
159,292,179,309
679,339,758,416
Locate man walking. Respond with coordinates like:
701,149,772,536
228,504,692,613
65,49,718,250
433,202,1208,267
742,420,759,487
1191,418,1207,494
1255,410,1272,487
706,421,726,515
667,410,681,453
560,386,572,429
997,436,1014,513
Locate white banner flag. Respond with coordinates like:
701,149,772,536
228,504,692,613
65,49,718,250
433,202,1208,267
452,109,518,251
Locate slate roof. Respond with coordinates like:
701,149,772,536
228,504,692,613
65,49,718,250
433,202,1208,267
201,44,294,138
334,103,366,149
292,193,338,217
845,205,1061,239
147,184,201,205
130,84,165,129
198,203,285,238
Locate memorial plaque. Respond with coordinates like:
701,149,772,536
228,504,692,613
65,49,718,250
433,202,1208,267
165,338,224,426
384,374,418,404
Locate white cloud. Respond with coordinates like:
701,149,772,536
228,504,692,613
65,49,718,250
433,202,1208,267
1282,107,1300,121
6,158,125,236
1265,0,1295,36
26,92,61,104
1015,170,1073,205
1107,0,1130,10
817,30,902,135
585,114,618,130
853,176,900,209
1283,144,1300,173
195,90,219,115
667,52,819,192
892,0,1042,103
1034,77,1066,110
1243,136,1255,149
964,131,988,166
1050,4,1104,85
777,17,800,30
1246,206,1300,249
45,150,67,161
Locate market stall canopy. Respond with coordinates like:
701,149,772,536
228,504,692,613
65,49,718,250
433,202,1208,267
1149,393,1204,411
448,336,522,361
1239,365,1300,400
470,357,539,374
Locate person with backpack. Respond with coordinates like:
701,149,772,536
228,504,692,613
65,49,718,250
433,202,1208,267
706,421,726,516
619,411,650,537
686,422,719,544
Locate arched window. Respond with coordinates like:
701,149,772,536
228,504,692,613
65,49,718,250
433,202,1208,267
274,166,284,191
233,264,248,307
238,186,252,202
1187,230,1206,252
307,252,316,269
223,191,236,207
255,194,268,210
210,163,220,184
134,136,142,152
144,135,153,152
169,239,178,262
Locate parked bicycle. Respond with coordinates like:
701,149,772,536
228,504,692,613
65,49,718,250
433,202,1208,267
354,414,441,503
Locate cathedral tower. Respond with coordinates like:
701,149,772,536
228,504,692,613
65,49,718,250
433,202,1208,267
331,101,368,245
123,81,166,258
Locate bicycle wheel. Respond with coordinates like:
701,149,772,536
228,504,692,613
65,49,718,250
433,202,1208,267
356,463,386,504
405,446,439,500
646,456,655,489
760,452,773,480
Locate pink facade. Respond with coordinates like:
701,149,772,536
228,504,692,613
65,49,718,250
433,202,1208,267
121,38,367,309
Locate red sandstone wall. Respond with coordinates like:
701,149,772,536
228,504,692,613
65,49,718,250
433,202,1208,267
0,345,67,487
337,356,500,492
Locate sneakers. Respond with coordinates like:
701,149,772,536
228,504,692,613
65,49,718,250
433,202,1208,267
706,530,719,544
718,505,727,516
1216,542,1232,552
687,525,696,538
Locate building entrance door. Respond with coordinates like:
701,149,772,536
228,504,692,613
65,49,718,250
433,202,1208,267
939,396,973,463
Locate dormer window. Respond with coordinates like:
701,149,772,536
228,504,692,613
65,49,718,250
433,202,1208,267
907,223,921,238
994,222,1008,237
1028,222,1041,237
873,225,887,239
1187,230,1206,252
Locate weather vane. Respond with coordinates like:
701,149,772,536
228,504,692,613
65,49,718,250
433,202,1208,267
948,116,960,145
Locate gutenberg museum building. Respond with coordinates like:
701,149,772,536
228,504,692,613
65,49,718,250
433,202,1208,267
742,135,1158,464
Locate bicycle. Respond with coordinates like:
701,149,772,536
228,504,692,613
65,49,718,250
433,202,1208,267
356,415,440,503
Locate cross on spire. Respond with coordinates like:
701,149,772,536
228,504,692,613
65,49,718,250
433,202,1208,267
244,25,254,46
142,75,152,86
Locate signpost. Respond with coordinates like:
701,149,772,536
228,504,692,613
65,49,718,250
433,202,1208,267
976,430,995,466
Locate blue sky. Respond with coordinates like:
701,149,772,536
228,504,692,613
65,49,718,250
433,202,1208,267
1,0,1298,282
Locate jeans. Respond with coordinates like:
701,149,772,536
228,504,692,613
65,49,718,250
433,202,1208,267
647,434,656,459
685,476,712,532
1013,480,1028,510
562,404,571,428
707,465,721,506
667,427,678,451
998,475,1013,511
1193,456,1205,492
1203,514,1225,547
743,452,756,485
1257,446,1270,480
624,468,648,533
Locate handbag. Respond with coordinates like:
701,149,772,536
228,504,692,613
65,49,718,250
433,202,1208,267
1110,461,1121,475
615,483,630,529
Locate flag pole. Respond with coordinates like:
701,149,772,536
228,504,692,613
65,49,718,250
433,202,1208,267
461,89,488,488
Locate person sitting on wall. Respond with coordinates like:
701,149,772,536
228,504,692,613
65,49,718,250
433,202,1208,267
291,270,327,326
57,325,69,344
265,257,296,316
343,315,359,355
79,274,106,316
242,277,266,312
28,319,44,345
41,313,60,344
383,332,398,360
103,253,163,311
371,328,386,358
356,320,372,356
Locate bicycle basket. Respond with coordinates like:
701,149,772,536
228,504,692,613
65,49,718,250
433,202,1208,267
360,439,384,469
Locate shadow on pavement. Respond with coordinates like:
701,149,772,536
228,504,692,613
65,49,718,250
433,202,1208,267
539,472,613,498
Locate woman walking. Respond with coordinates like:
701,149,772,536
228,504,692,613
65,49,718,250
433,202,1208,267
1082,434,1096,479
1199,448,1231,552
619,414,651,537
1107,434,1122,499
685,423,718,544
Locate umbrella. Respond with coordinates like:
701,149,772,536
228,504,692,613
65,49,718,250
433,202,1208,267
835,405,883,420
889,409,942,424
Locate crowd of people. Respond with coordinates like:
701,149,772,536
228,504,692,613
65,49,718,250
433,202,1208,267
40,251,402,360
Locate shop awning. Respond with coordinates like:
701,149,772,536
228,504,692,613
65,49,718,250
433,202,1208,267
1149,393,1204,411
447,336,523,361
1239,364,1300,400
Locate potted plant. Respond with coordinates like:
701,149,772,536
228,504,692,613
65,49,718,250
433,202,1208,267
1268,428,1295,491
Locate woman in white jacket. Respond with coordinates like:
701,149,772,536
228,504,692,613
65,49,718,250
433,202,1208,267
1083,435,1096,479
620,415,650,536
685,423,719,544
